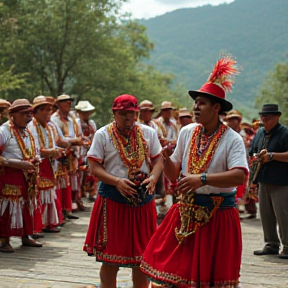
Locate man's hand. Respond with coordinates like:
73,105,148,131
177,173,203,194
141,174,157,195
258,149,270,163
162,143,174,161
20,161,36,172
115,178,138,197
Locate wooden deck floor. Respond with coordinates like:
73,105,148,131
0,202,287,288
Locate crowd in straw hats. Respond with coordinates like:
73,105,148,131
0,95,97,252
1,54,288,287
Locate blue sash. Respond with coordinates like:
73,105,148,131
193,192,236,209
98,182,153,206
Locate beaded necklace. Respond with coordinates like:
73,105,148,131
108,122,150,179
9,120,36,160
56,111,79,137
33,118,53,149
187,123,227,174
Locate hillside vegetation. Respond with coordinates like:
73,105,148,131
141,0,288,119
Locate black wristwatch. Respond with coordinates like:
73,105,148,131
200,173,207,186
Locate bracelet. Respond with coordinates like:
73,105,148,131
267,152,274,162
200,173,207,186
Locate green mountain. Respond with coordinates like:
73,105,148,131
140,0,288,117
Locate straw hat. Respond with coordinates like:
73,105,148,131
74,100,95,112
56,94,74,102
9,99,32,113
179,107,192,118
45,96,56,105
139,100,155,111
32,96,53,109
225,109,242,121
0,99,11,108
161,101,174,110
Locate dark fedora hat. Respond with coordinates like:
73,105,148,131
259,104,281,116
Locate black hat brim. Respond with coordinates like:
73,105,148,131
57,98,74,103
188,90,233,112
259,111,281,116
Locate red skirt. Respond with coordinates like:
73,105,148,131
83,195,157,267
140,204,242,287
0,168,34,237
56,164,72,212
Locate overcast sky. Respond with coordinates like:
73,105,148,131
122,0,235,19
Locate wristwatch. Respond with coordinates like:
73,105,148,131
200,173,207,186
267,152,274,162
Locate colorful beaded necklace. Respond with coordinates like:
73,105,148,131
108,122,150,179
33,118,53,149
55,111,79,137
9,120,36,160
187,123,227,174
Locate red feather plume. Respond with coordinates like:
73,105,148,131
207,55,240,92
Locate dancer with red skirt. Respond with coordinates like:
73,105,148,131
140,56,249,287
28,96,65,233
83,94,163,288
0,99,43,252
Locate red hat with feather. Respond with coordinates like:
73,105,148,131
188,55,240,112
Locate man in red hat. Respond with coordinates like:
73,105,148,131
83,94,163,288
140,56,249,287
51,94,83,218
251,104,288,259
0,99,43,252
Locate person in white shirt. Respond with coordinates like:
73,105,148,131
83,94,163,288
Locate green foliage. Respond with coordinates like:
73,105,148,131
0,0,182,126
256,62,288,125
140,0,288,122
0,66,30,97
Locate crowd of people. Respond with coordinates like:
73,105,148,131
1,55,288,287
0,95,97,252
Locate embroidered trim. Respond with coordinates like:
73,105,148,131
2,184,22,196
96,251,142,266
175,193,223,244
37,177,55,189
141,261,240,287
87,156,103,164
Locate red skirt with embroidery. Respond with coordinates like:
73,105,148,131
83,195,157,267
56,163,72,212
0,168,34,237
140,204,242,288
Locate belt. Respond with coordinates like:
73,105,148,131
98,181,153,206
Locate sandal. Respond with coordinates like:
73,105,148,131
0,242,15,253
